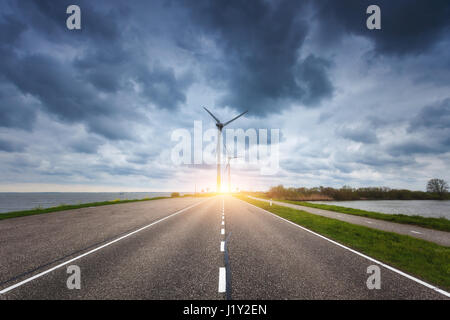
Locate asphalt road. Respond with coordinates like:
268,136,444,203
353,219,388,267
249,196,450,246
0,196,448,300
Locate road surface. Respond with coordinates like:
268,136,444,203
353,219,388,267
249,196,450,246
0,196,448,299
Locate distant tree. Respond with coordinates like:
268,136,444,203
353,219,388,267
171,192,180,197
426,179,449,198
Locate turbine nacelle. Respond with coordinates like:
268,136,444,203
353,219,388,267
204,107,248,131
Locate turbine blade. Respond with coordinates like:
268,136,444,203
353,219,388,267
203,107,221,123
223,110,248,127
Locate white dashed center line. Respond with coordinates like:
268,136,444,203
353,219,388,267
411,230,422,234
219,197,228,295
218,267,226,292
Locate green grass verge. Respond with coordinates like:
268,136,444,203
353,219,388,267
237,195,450,291
0,196,175,221
266,197,450,232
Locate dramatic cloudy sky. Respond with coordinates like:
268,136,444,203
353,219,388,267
1,0,449,192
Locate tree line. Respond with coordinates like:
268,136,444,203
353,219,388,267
266,179,450,201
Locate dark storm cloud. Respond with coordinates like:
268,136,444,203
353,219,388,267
409,98,450,131
182,0,334,116
0,83,37,130
0,13,27,44
333,162,354,174
91,164,171,180
281,159,332,174
314,0,450,56
0,0,192,139
5,154,40,170
2,53,109,122
336,148,416,169
69,136,103,154
0,139,26,152
387,98,450,157
387,141,437,157
295,55,333,105
136,64,192,110
337,125,378,144
0,14,37,130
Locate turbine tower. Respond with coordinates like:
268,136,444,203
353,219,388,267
203,107,248,193
224,141,240,193
226,155,239,193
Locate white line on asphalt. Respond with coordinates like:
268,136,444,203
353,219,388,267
222,216,224,220
220,241,225,252
222,221,225,226
221,228,225,235
410,230,422,234
0,199,211,295
218,267,226,293
240,199,450,298
366,221,373,224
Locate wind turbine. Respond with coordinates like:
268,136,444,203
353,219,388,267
203,107,248,193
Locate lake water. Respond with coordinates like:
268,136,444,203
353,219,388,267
0,192,181,214
311,200,450,219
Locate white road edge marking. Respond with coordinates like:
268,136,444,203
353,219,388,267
222,221,225,225
218,267,226,293
0,198,211,295
220,241,225,252
221,228,225,235
411,230,422,234
240,198,450,298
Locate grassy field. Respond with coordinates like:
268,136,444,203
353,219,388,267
237,195,450,291
253,196,450,232
0,196,176,221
